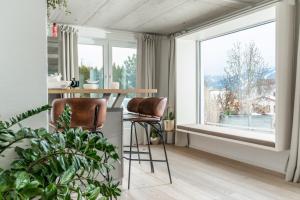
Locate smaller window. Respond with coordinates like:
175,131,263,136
112,46,137,103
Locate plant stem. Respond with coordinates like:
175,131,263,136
0,136,34,154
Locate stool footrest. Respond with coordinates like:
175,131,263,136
123,150,149,154
123,145,139,148
123,157,167,162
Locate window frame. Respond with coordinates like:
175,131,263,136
196,20,276,134
78,37,137,89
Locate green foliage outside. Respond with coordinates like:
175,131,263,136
112,54,137,98
0,105,121,199
79,65,104,89
112,54,137,89
79,54,137,98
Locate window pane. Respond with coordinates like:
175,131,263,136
112,47,137,89
78,44,104,89
201,22,276,133
112,47,137,102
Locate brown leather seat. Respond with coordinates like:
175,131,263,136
123,113,161,122
124,97,167,122
51,98,107,131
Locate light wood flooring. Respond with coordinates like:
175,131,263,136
120,145,300,200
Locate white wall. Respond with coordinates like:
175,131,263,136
189,136,289,173
0,0,47,167
176,38,197,146
175,38,197,125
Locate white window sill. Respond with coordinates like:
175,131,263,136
176,124,275,148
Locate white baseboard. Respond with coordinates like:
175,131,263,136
188,134,289,174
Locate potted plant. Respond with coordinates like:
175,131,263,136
0,105,121,199
163,111,175,132
150,129,160,145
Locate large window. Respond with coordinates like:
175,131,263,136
200,22,276,134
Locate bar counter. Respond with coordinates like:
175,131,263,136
48,88,157,108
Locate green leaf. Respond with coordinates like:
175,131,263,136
49,158,60,175
0,173,12,193
60,166,76,185
86,185,101,200
11,160,27,170
58,155,66,171
40,140,50,153
57,185,71,199
43,183,57,199
15,171,30,190
6,105,51,129
21,180,42,197
58,133,66,149
56,104,72,129
0,133,15,142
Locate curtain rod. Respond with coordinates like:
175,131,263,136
174,0,281,38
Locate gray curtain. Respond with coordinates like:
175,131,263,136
167,35,176,114
137,33,176,105
285,0,300,183
60,25,79,81
135,33,177,144
136,33,158,144
137,33,157,95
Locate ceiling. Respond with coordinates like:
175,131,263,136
49,0,269,34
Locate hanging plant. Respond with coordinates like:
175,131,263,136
47,0,70,16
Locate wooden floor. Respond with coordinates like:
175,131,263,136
120,145,300,200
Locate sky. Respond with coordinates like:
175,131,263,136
78,44,136,68
78,44,103,68
112,47,136,67
201,22,276,77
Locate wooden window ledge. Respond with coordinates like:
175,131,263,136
177,124,275,148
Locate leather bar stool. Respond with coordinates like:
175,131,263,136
50,98,107,132
123,97,172,189
50,98,111,185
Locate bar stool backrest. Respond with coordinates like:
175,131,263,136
138,97,167,118
51,98,107,131
127,97,144,113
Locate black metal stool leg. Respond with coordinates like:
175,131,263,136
158,123,172,184
134,122,141,164
128,122,134,189
144,123,155,173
